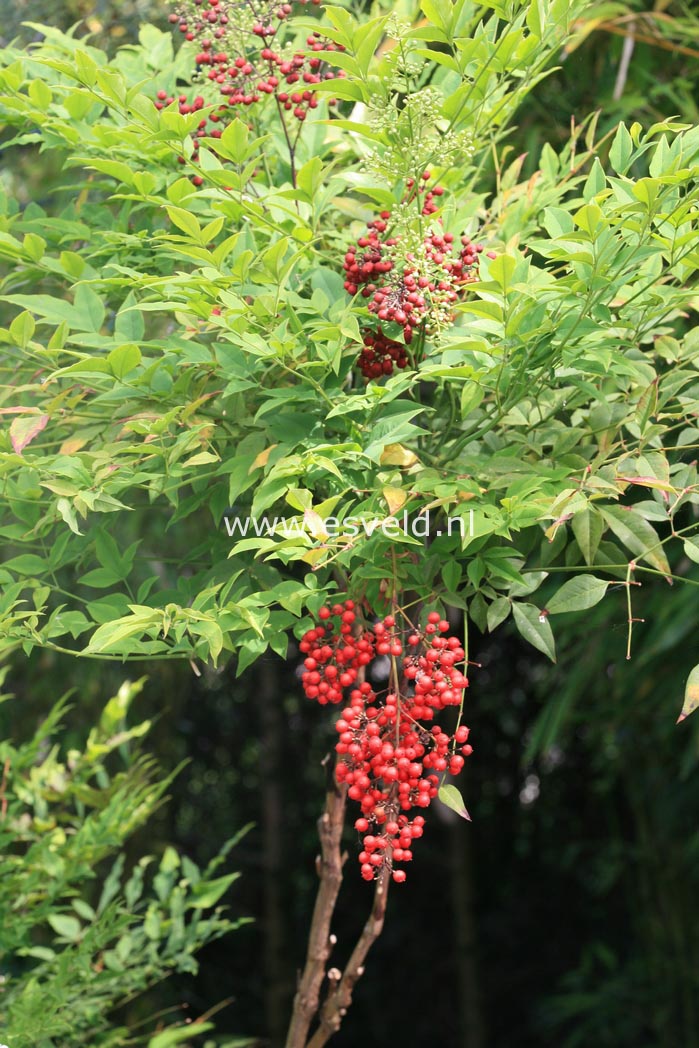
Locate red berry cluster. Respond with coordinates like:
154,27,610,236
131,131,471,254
158,0,344,182
169,0,318,44
357,328,409,380
196,35,344,118
343,172,489,378
300,600,373,704
406,170,445,217
342,216,397,301
300,604,473,883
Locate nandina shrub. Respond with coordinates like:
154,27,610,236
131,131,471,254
3,0,699,1041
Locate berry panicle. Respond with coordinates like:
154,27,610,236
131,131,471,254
300,602,473,883
343,172,492,379
158,0,345,183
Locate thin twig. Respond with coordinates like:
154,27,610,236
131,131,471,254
275,98,298,190
625,562,644,661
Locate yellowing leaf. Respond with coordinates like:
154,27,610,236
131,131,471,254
438,784,471,821
301,547,328,566
678,665,699,723
615,475,674,493
10,413,49,453
382,486,406,515
379,443,418,468
304,509,329,541
250,444,277,472
60,437,88,455
182,451,220,468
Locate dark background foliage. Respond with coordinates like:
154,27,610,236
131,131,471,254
3,1,699,1045
6,568,699,1048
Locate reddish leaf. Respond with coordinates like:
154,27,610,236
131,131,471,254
10,413,49,453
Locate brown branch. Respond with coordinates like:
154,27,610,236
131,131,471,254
306,865,392,1048
286,626,391,1048
285,764,348,1048
596,20,699,60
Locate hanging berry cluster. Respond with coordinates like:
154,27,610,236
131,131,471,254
357,328,409,380
300,601,473,884
342,172,488,380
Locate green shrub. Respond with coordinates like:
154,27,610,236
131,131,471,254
0,675,249,1048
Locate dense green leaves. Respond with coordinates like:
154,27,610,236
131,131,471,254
1,1,698,678
0,680,249,1047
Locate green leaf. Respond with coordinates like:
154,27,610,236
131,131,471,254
438,784,471,820
571,508,604,566
149,1024,215,1048
683,537,699,564
72,899,96,921
85,613,157,653
9,310,35,348
218,117,249,159
108,343,142,378
95,528,128,576
191,619,224,662
460,382,484,417
4,553,47,575
297,156,324,200
79,568,123,588
609,122,633,174
512,603,556,661
3,293,78,327
87,158,136,185
115,294,145,340
189,872,239,907
47,913,82,941
24,232,46,261
600,506,671,576
74,284,105,332
582,156,606,200
29,77,52,109
486,596,510,631
546,575,609,615
442,561,462,592
165,205,202,241
487,253,516,290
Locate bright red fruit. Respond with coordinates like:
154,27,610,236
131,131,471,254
299,601,473,882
